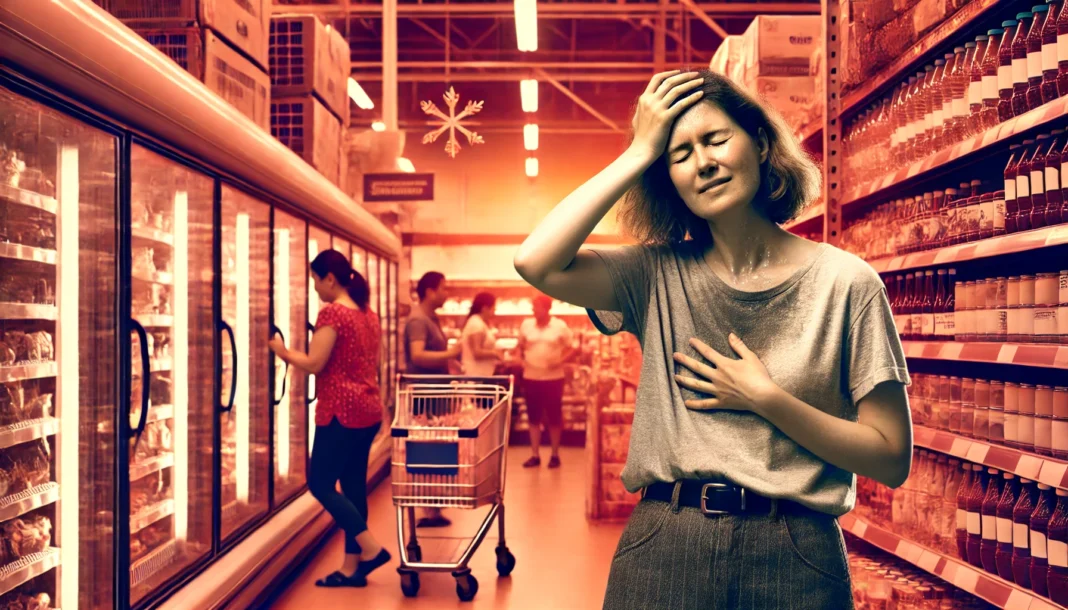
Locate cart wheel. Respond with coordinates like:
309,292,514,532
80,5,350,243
455,574,479,601
400,571,420,597
406,544,423,563
495,547,516,577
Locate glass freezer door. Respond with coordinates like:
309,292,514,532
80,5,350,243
306,226,331,456
219,186,270,542
0,85,117,610
351,246,366,279
331,236,350,262
127,145,214,605
271,210,307,504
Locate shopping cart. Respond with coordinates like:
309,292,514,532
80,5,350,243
391,374,517,601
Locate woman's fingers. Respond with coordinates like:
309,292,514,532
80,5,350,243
684,398,722,411
666,90,706,118
645,69,682,94
654,71,700,97
662,78,705,107
674,374,716,396
673,352,717,381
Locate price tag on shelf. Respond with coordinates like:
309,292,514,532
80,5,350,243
1003,590,1032,610
907,163,923,179
918,551,940,573
941,343,964,360
941,561,959,583
966,443,991,464
1026,597,1061,610
1054,347,1068,369
852,519,868,538
1017,455,1044,480
954,565,980,593
895,539,911,557
1046,225,1068,246
997,345,1019,364
998,117,1019,139
1038,461,1068,488
905,343,924,358
958,138,979,157
1016,111,1041,134
980,128,1000,148
934,247,959,265
889,256,906,271
950,438,972,458
906,544,924,564
881,175,895,191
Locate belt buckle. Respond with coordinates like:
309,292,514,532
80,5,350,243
700,483,745,516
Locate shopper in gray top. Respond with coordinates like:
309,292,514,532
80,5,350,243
515,69,912,609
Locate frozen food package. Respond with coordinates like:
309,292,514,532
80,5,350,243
0,514,52,559
0,588,52,610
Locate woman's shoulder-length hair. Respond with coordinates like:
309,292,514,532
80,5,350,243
617,69,822,246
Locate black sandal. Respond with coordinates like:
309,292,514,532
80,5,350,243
356,549,392,578
315,571,367,588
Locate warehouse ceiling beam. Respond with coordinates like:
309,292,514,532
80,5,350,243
275,2,818,17
409,18,450,47
535,68,624,133
468,22,501,49
678,0,728,40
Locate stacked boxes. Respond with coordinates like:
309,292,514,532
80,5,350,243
708,35,745,85
98,0,271,131
269,14,350,185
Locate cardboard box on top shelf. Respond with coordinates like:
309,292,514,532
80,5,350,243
270,14,350,125
746,76,819,133
135,27,270,131
709,35,743,78
271,95,342,185
741,15,820,81
101,0,270,70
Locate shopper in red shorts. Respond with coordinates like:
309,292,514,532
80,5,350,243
519,295,575,468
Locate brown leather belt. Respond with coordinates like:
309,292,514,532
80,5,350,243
643,481,807,517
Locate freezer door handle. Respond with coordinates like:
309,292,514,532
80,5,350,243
271,324,289,406
220,319,238,413
306,322,318,404
130,319,151,442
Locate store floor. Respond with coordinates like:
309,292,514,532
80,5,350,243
270,446,624,609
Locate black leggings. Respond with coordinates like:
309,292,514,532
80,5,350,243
309,419,382,554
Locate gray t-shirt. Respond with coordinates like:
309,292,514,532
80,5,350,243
404,307,450,375
588,240,910,516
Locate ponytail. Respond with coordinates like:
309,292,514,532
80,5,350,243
310,249,370,311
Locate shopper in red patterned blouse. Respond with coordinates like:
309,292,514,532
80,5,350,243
269,249,391,588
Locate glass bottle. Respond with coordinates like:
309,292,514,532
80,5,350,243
1044,1,1062,103
968,465,989,567
1015,12,1036,116
893,82,910,166
970,36,990,135
983,29,1005,129
1018,139,1037,232
922,270,935,340
1036,134,1061,228
1032,483,1057,597
931,59,947,151
1048,487,1068,605
922,64,937,155
934,269,948,340
944,458,964,553
1047,131,1065,228
1029,133,1051,230
1006,145,1022,234
904,75,920,163
1058,0,1068,96
951,46,971,142
913,71,930,159
950,375,963,433
997,474,1021,581
958,463,976,559
1014,478,1039,588
982,467,1005,574
1001,20,1020,122
1029,5,1051,111
946,268,957,340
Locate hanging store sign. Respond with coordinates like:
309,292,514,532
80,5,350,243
363,173,434,202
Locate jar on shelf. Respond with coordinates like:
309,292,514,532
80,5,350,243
1009,276,1023,341
995,276,1009,341
1054,387,1068,459
975,378,992,441
1020,383,1038,452
1021,274,1038,342
938,374,952,431
1060,269,1068,344
1037,272,1060,343
962,377,977,438
1006,382,1021,448
1037,385,1055,456
950,375,964,434
990,380,1006,444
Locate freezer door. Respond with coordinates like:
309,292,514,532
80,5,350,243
305,225,331,456
271,209,307,504
331,236,350,262
0,85,117,610
351,245,366,279
127,145,214,605
219,185,271,542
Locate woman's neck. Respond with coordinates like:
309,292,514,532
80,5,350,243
704,207,791,273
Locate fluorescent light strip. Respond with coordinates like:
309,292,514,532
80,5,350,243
173,191,190,541
514,0,538,51
520,79,539,112
275,229,291,480
397,157,416,173
307,239,319,456
57,144,79,609
526,157,539,178
524,123,539,151
236,213,251,504
348,78,375,110
371,121,386,132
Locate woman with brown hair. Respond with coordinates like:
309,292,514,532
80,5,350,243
515,69,913,608
460,291,500,377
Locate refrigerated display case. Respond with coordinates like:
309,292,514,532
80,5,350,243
351,246,366,280
0,84,117,610
271,210,307,505
331,236,350,262
305,226,331,457
127,145,214,606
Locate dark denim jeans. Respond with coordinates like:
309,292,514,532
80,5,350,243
308,419,381,554
603,488,854,609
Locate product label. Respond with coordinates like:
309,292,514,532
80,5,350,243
983,515,998,540
922,314,935,337
1006,413,1019,442
933,108,945,128
1045,42,1059,72
1029,51,1043,79
982,74,999,100
969,80,982,106
1015,522,1031,548
1035,307,1058,336
994,198,1006,230
958,508,968,530
1038,418,1054,451
943,100,954,121
981,199,994,231
911,313,922,336
934,313,946,337
1032,170,1046,195
1047,166,1061,192
1033,530,1049,559
1060,34,1068,65
968,511,982,535
1014,57,1029,84
1018,174,1031,198
998,517,1014,543
1006,178,1017,201
953,96,969,118
1051,540,1068,568
999,64,1014,90
1060,305,1068,338
945,312,955,336
894,314,905,336
1021,414,1037,443
997,309,1009,335
1022,307,1036,335
1009,308,1021,335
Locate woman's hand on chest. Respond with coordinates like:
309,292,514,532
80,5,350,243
673,334,780,415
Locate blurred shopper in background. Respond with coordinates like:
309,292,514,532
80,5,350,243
518,295,575,468
461,291,500,376
403,271,458,528
269,250,391,587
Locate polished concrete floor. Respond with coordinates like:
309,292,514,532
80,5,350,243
270,446,626,609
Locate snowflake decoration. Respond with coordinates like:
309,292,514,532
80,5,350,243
420,86,485,158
